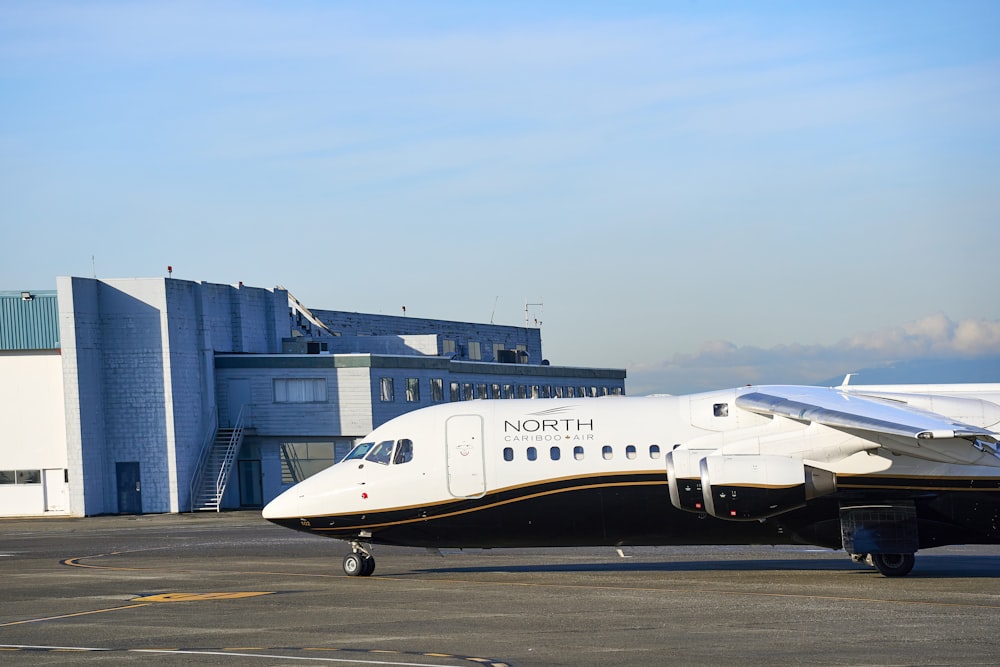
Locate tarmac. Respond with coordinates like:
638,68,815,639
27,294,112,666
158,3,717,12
2,510,1000,666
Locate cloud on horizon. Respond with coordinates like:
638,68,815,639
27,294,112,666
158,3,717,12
628,314,1000,395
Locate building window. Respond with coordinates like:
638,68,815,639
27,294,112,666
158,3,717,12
442,339,456,356
380,377,395,402
406,378,420,402
530,385,540,399
0,470,41,485
468,341,482,360
517,385,527,399
462,383,474,401
554,386,564,398
279,442,336,484
503,384,514,399
431,378,444,402
490,383,501,399
567,386,576,398
274,378,327,403
493,343,505,361
449,382,460,402
476,383,487,399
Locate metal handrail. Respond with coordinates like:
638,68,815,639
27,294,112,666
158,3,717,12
188,410,219,511
212,404,249,509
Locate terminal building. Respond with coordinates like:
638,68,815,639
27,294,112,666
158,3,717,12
0,276,626,517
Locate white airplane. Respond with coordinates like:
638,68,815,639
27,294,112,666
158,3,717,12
262,381,1000,577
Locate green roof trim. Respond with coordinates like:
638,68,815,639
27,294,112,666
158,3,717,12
0,290,60,350
214,353,625,379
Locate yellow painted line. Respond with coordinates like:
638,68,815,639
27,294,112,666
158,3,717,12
132,592,273,602
0,603,151,627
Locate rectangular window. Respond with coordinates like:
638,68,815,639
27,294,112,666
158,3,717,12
462,383,474,401
468,341,482,360
517,385,527,399
503,384,514,399
490,383,501,399
273,378,327,403
476,383,488,399
442,339,456,355
431,378,444,402
380,377,395,402
450,381,461,402
567,386,576,398
0,470,42,485
405,378,420,402
493,343,505,361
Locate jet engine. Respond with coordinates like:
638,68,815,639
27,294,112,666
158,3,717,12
699,455,837,521
665,448,710,513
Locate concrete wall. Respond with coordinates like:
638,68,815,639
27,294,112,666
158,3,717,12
55,276,289,515
312,310,543,363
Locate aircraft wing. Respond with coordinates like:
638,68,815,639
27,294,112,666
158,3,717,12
735,385,1000,465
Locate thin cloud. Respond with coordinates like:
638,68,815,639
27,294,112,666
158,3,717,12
629,315,1000,395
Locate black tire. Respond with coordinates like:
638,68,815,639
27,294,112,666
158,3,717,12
361,553,376,577
871,553,915,577
343,553,365,576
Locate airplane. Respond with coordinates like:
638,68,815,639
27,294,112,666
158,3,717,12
262,381,1000,577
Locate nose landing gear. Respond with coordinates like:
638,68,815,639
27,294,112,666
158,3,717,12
343,541,375,577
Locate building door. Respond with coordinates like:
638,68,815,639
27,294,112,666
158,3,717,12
43,468,68,512
238,459,263,507
445,415,486,498
116,462,142,514
226,379,253,427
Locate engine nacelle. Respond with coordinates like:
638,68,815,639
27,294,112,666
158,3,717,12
666,448,709,513
699,455,836,521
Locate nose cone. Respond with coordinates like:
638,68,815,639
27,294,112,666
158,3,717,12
262,485,300,522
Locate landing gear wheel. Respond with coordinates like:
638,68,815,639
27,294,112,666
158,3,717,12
343,552,375,577
871,553,915,577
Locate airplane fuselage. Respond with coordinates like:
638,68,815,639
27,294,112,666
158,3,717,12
263,385,1000,568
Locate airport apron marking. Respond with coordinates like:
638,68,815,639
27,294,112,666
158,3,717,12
0,645,510,666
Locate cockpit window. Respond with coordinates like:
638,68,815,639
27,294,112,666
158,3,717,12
365,440,395,465
393,439,414,464
342,441,374,462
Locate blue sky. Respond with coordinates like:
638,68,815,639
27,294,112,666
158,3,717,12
2,1,999,393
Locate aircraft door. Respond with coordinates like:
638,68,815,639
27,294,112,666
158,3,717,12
445,415,486,498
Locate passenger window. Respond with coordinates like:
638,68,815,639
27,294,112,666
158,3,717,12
602,445,613,460
366,440,395,465
574,445,584,461
626,445,637,460
393,439,413,464
527,447,537,461
503,447,514,461
550,446,560,461
713,403,729,417
649,444,661,459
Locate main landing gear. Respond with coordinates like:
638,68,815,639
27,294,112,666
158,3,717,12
851,552,916,577
343,541,375,577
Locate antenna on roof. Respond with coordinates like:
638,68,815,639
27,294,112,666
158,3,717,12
490,296,499,324
525,298,543,328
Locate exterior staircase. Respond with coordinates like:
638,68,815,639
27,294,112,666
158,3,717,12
189,406,248,512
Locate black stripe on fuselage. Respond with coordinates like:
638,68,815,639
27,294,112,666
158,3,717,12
264,472,1000,550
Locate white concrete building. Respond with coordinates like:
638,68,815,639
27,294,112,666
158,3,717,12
0,276,626,517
